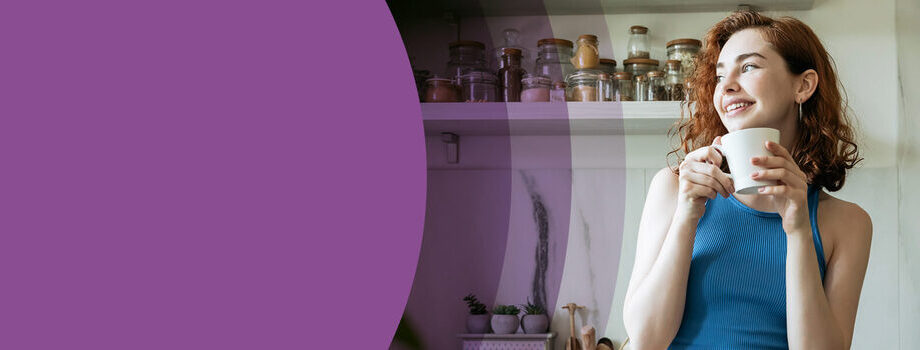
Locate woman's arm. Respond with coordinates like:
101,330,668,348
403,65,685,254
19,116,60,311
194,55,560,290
623,142,732,349
752,141,872,349
622,167,692,349
785,203,872,350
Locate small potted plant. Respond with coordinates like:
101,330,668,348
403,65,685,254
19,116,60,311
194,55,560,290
490,304,521,334
462,293,491,333
520,299,548,333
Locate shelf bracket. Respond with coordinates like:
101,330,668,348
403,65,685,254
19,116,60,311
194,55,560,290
441,132,460,164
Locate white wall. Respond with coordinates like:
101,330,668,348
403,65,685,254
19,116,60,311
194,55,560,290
896,0,920,348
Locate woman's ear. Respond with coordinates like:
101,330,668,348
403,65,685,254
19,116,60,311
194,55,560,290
795,69,819,103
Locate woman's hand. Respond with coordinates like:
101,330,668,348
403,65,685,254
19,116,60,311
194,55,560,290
675,136,735,221
750,141,811,233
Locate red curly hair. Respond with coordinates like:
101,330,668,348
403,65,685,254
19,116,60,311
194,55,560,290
670,11,861,191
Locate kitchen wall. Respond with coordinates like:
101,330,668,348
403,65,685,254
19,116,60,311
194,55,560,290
396,0,915,348
895,0,919,348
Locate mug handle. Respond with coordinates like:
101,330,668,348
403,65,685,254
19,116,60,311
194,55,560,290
710,144,733,181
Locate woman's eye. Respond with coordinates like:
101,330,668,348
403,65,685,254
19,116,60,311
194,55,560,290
742,64,757,72
715,75,724,83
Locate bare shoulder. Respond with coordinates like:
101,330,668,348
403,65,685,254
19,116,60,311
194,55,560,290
649,166,679,195
817,191,873,260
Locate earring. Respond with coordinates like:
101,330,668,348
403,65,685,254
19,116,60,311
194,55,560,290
798,101,803,122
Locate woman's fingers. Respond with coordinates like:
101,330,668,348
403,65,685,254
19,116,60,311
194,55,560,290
680,162,733,197
765,141,795,163
750,155,807,180
685,145,724,168
751,168,805,189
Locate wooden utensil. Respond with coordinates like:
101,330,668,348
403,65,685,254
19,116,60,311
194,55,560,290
561,303,585,350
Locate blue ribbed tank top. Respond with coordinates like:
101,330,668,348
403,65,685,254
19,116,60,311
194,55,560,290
669,185,826,349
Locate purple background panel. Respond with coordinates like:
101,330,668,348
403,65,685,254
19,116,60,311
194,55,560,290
0,0,425,349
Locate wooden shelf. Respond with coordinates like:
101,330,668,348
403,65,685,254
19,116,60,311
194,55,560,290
422,101,685,136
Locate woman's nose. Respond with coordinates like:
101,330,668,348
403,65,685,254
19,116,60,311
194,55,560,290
721,73,740,93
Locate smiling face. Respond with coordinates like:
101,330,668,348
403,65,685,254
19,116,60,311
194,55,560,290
714,28,799,133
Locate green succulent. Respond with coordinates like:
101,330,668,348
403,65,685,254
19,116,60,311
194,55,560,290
492,304,521,315
463,293,488,315
520,299,545,315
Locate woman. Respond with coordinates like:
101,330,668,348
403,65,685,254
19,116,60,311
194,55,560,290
622,11,871,349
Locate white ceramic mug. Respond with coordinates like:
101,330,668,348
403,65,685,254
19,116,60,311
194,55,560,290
712,127,780,194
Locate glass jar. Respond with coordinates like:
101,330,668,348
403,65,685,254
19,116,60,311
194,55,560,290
599,58,617,75
446,40,488,84
413,68,430,102
499,48,526,102
535,38,575,86
571,34,600,70
623,58,660,83
424,75,459,103
613,72,634,101
627,26,650,59
495,28,532,72
596,73,612,101
565,69,600,102
667,38,701,80
647,71,668,101
551,81,567,102
634,74,649,102
521,74,551,102
665,60,685,101
459,70,499,102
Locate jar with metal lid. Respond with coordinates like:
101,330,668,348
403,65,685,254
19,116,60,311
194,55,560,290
424,75,459,103
667,38,701,80
627,26,650,59
613,72,634,101
571,34,600,70
535,38,576,86
565,69,600,102
647,71,668,101
446,40,488,84
599,58,617,75
665,60,685,101
521,74,551,102
634,74,649,102
459,70,499,102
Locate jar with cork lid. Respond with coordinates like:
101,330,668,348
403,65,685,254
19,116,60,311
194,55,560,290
596,73,612,101
634,74,649,102
627,26,650,59
667,38,702,80
424,75,459,103
446,40,488,84
665,60,685,101
459,70,499,102
571,34,600,70
535,38,575,85
623,58,659,79
499,48,526,102
647,71,668,101
551,81,567,102
613,72,634,101
598,58,617,75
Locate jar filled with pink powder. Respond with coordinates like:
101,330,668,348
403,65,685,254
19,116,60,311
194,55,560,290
521,74,551,102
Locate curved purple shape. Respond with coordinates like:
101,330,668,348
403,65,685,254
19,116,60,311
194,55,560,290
0,0,427,349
